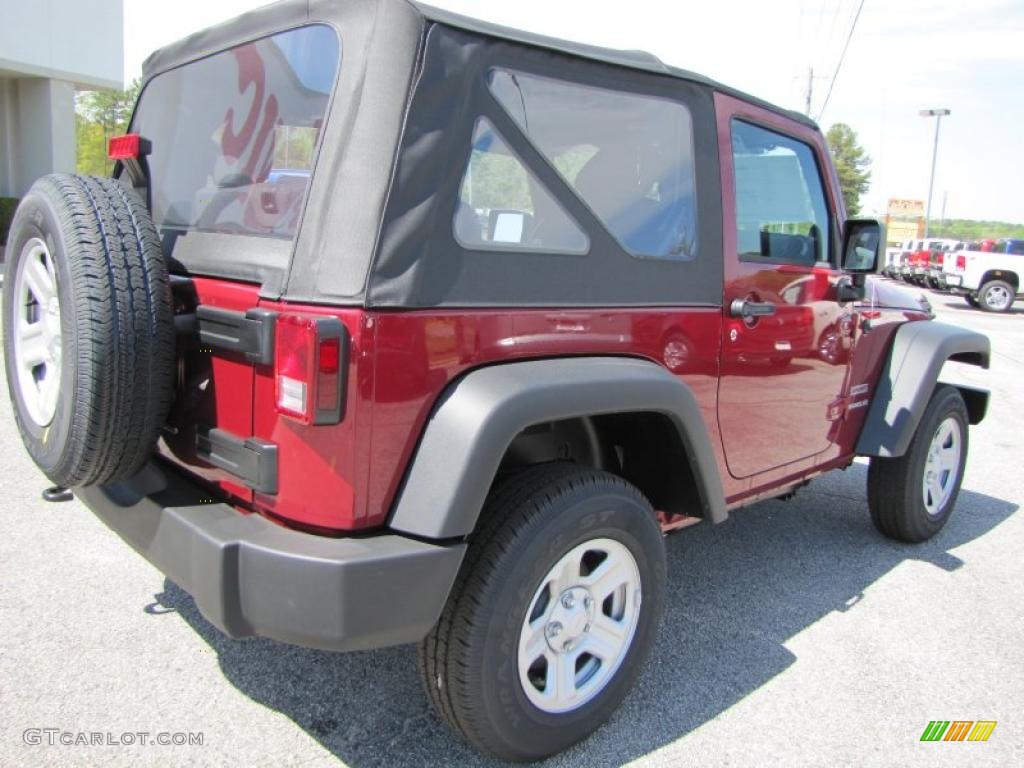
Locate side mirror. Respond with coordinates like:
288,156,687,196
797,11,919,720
488,210,531,244
842,219,884,275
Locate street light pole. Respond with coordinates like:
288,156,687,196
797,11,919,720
920,108,950,238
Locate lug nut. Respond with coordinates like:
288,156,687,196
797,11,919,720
583,623,591,633
561,593,575,610
583,596,594,610
546,622,563,638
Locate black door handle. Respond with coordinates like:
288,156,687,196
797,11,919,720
729,298,777,319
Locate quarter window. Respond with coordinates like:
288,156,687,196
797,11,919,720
489,70,698,261
731,120,832,266
454,118,588,253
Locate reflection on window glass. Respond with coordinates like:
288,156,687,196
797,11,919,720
489,70,698,260
132,25,340,240
731,120,831,266
454,119,588,253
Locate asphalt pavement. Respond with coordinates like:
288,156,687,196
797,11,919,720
1,287,1022,767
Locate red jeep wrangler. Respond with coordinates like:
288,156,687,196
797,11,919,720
2,0,990,760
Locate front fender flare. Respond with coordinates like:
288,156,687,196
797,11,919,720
388,357,727,540
856,321,990,458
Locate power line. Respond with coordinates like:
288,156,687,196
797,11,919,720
822,0,846,66
816,0,866,123
810,0,828,69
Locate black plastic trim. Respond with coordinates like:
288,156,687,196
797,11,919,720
856,321,990,458
76,462,466,652
196,427,279,494
311,317,350,425
195,306,277,365
388,356,728,539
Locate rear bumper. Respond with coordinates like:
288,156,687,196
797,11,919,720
77,462,466,651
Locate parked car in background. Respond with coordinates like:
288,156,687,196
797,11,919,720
943,239,1023,311
897,238,924,282
926,239,962,289
883,246,903,277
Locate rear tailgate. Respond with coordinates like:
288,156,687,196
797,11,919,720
159,277,261,506
130,26,346,517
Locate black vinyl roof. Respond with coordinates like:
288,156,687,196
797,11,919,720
138,0,818,304
143,0,817,130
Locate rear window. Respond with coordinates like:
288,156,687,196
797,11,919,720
131,25,340,241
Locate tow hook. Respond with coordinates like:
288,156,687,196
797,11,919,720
42,486,73,503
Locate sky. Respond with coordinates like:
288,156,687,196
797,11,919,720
124,0,1024,223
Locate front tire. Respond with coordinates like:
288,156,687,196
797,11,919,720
419,464,666,761
867,385,969,542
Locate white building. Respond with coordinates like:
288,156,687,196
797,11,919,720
0,0,124,198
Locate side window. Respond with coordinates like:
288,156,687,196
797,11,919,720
454,118,588,253
731,120,832,267
489,70,698,261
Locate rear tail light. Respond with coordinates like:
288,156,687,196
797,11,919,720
956,255,966,272
274,315,349,425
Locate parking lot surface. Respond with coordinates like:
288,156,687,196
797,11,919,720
1,288,1021,767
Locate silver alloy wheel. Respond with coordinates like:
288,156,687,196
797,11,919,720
922,416,962,516
517,537,641,714
983,284,1012,311
12,238,62,427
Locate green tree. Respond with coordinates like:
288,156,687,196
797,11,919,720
75,78,142,176
825,123,871,216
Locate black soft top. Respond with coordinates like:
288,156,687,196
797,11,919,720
138,0,816,306
143,0,814,129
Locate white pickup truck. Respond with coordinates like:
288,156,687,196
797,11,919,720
942,239,1024,312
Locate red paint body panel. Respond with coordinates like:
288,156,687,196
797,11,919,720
251,301,371,530
364,308,726,529
713,93,858,497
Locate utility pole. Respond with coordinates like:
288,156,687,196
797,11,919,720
805,66,814,116
920,108,950,238
940,191,948,238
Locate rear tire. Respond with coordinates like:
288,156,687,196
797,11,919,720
419,463,666,761
2,174,174,487
964,294,980,309
867,385,969,543
977,280,1015,313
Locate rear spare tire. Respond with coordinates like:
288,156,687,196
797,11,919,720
2,174,174,487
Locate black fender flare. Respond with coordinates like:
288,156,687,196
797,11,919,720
388,357,728,540
856,321,990,458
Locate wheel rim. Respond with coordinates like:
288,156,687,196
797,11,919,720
922,417,962,517
984,285,1012,310
517,537,641,714
12,238,62,427
819,331,840,364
